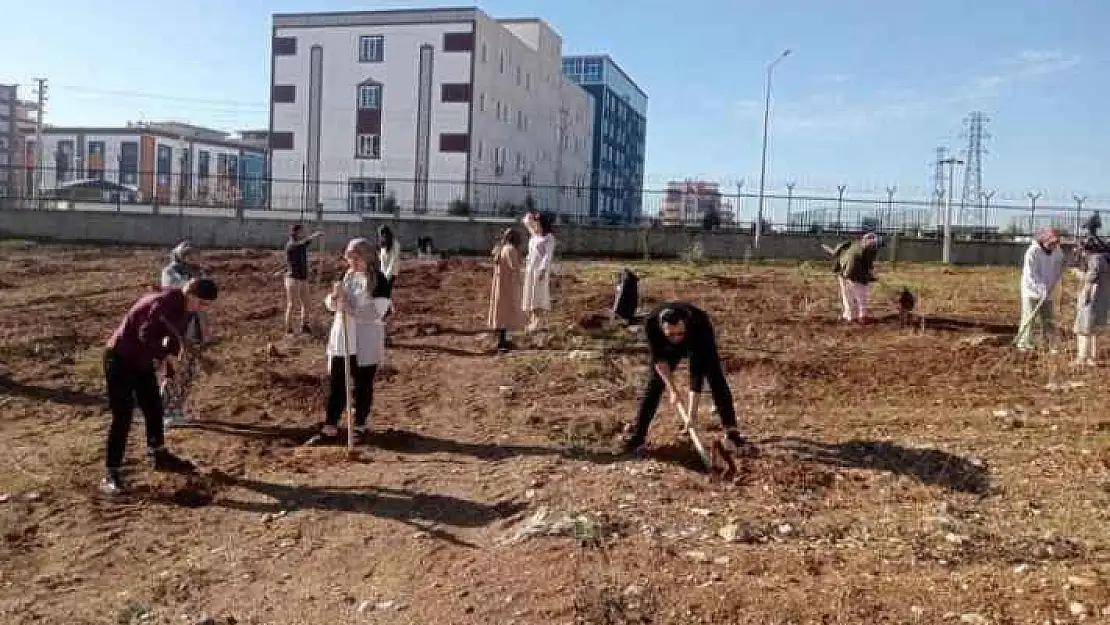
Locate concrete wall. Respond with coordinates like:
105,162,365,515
0,205,1032,266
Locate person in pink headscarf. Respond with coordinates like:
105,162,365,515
833,232,880,323
1016,227,1066,351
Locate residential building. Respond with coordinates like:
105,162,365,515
659,180,723,226
562,55,647,224
269,8,594,217
0,85,16,198
12,98,39,199
37,123,268,207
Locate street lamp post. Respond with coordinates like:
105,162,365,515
754,48,792,249
1027,191,1043,236
1073,194,1087,238
981,190,996,231
835,184,846,234
785,181,796,233
885,186,897,233
940,157,964,264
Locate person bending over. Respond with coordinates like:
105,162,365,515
100,278,219,496
622,303,749,454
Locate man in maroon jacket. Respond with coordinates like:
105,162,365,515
100,278,219,496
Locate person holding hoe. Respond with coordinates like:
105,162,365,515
833,232,880,323
1016,227,1066,351
308,238,391,445
1072,237,1110,365
158,241,209,428
100,278,219,496
621,303,752,456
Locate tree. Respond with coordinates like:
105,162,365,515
701,208,721,231
447,198,471,216
382,192,400,216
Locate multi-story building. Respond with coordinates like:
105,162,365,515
37,122,268,207
0,85,16,199
659,180,723,227
562,55,647,224
268,8,594,217
12,98,39,200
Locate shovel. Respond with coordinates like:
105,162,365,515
673,400,712,470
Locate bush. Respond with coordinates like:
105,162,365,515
447,198,471,216
382,192,400,216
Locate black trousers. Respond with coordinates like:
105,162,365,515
104,349,165,470
325,356,377,427
628,357,738,446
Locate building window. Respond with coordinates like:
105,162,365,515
54,140,74,182
442,32,474,52
477,140,483,160
499,51,505,73
271,132,294,150
481,43,487,63
479,93,485,111
349,178,384,213
439,133,469,153
273,37,297,56
525,73,531,90
516,66,521,86
359,35,384,63
156,145,173,189
86,141,106,180
516,110,523,130
495,101,501,120
356,134,381,159
119,141,139,185
358,84,382,109
272,85,296,103
440,83,472,103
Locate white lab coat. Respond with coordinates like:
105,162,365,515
379,242,401,280
324,271,390,367
1020,242,1065,300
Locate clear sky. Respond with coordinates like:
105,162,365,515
2,0,1106,204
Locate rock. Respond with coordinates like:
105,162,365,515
623,584,643,597
944,533,967,545
777,523,794,536
0,493,9,504
959,614,990,625
689,508,712,517
376,600,397,611
1013,564,1031,574
718,524,740,542
24,492,41,502
1068,575,1098,588
992,409,1010,418
567,350,603,360
357,601,373,614
1069,602,1087,616
191,618,217,625
498,385,514,398
712,556,730,566
683,550,710,563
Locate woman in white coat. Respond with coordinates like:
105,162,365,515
1016,227,1066,351
310,238,391,444
522,211,556,332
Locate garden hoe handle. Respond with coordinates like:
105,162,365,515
339,308,356,458
674,399,712,470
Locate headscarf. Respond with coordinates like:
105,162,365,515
1034,227,1060,246
170,240,194,264
861,232,879,247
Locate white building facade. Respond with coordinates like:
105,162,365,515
269,8,593,218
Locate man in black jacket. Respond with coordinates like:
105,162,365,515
622,302,749,454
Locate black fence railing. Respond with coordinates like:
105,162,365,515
0,164,1102,236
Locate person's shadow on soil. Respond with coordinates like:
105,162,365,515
191,419,318,444
759,436,990,495
205,470,524,548
0,373,103,407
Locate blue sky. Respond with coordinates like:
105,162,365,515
2,0,1106,204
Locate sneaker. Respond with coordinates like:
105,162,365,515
99,471,125,496
147,448,196,473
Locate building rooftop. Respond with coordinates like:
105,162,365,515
562,54,648,100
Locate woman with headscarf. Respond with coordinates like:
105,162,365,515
159,241,207,428
1017,227,1066,351
835,232,880,323
377,225,400,300
488,228,525,352
522,212,556,332
1072,237,1110,365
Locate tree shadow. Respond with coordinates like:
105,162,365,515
202,470,525,547
759,436,990,495
0,374,103,407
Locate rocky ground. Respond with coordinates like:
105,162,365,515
0,241,1108,625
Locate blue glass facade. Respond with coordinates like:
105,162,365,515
562,55,647,224
239,151,267,208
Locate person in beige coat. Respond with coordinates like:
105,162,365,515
489,228,525,352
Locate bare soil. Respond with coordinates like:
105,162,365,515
0,241,1108,625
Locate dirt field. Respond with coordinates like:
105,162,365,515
1,240,1108,625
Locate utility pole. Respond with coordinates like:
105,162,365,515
1073,194,1087,238
885,186,897,233
835,184,846,234
754,48,792,249
940,157,964,264
1027,191,1043,236
32,78,47,202
735,180,744,229
785,181,796,232
981,190,996,230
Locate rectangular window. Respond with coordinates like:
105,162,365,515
358,84,381,110
273,37,297,56
499,51,505,73
356,134,381,159
86,141,106,180
481,43,487,63
55,140,74,182
477,140,483,161
119,141,139,185
479,93,485,111
516,66,521,85
270,131,294,150
156,145,173,189
439,133,469,153
349,178,384,213
442,32,474,52
359,35,384,63
197,150,210,179
516,110,523,130
272,84,296,103
440,83,471,103
525,73,531,90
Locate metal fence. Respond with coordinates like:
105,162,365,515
1,164,1102,237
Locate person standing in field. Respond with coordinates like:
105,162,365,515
1072,238,1110,365
100,278,219,496
159,241,208,428
488,228,525,353
1017,227,1066,351
309,238,391,444
284,224,324,335
834,232,880,323
522,211,556,332
621,303,751,455
377,225,400,299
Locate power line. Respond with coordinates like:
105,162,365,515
51,84,268,109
